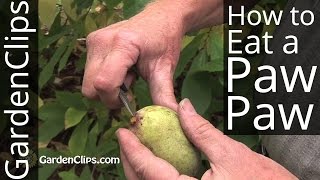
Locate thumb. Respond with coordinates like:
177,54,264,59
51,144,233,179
148,61,178,111
178,98,235,163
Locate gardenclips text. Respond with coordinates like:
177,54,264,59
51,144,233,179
2,1,36,179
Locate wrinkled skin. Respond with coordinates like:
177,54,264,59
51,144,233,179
82,6,184,111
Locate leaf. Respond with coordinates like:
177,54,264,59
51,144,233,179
85,14,98,35
75,53,87,71
59,171,79,180
39,148,62,179
190,50,223,73
65,107,87,129
49,11,63,35
174,34,204,79
207,26,224,60
39,102,67,121
58,37,77,72
133,78,152,108
39,39,69,89
181,35,195,49
56,91,86,110
39,102,67,144
116,162,126,180
62,0,93,21
102,0,121,8
68,118,89,155
39,0,58,28
97,141,119,157
79,166,91,180
39,26,71,51
123,0,150,18
100,120,127,144
181,72,214,115
84,123,99,156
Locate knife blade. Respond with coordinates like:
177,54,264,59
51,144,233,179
119,84,135,116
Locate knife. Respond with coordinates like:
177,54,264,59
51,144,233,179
119,84,135,116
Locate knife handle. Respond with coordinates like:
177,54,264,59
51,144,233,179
120,84,128,93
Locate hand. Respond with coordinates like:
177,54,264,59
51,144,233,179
116,99,297,180
82,4,186,110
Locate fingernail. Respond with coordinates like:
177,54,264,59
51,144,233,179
179,98,196,114
115,128,122,138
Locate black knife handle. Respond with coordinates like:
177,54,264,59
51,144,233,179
120,84,128,92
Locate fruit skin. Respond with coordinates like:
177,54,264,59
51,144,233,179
129,105,201,177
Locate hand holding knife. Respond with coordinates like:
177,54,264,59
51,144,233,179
119,84,136,116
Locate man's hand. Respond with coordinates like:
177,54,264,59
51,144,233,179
82,0,224,111
82,4,186,110
116,99,297,180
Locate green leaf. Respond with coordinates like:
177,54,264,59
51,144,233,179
207,26,224,60
39,0,58,28
39,102,67,144
39,26,71,51
65,107,87,129
62,0,93,21
75,53,87,71
133,78,152,108
181,72,214,115
68,118,89,155
59,171,79,180
102,0,121,8
100,120,127,144
39,39,69,89
58,37,77,72
79,166,91,180
84,13,98,35
39,148,62,179
97,141,119,157
39,102,67,121
116,162,126,180
174,34,204,79
190,50,223,73
49,11,63,35
123,0,150,18
84,123,99,156
56,91,86,110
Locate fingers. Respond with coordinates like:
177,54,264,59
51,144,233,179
82,34,106,100
178,98,235,163
82,29,140,109
148,59,178,111
116,128,180,179
90,48,139,108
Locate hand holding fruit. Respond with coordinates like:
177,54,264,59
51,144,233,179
117,99,297,180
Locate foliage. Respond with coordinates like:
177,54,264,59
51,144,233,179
37,0,286,179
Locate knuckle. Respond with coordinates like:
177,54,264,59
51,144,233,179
192,120,214,142
112,30,140,51
81,85,96,99
86,32,99,45
93,76,114,93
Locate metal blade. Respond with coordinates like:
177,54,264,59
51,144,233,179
119,89,135,116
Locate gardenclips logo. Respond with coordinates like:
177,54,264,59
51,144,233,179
224,1,320,135
1,0,38,179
